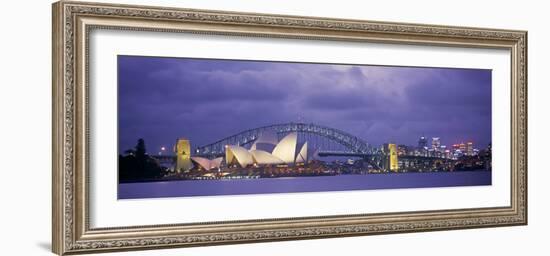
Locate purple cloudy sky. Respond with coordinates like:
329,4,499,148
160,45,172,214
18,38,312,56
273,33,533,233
118,55,491,154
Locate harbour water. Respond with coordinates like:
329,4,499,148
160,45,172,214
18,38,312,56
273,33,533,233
118,170,491,199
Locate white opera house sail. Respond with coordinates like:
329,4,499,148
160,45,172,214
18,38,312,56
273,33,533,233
190,156,223,170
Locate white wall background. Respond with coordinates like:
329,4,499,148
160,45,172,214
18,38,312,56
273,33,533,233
0,0,547,255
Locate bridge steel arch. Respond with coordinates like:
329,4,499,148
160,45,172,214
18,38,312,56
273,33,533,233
195,122,371,156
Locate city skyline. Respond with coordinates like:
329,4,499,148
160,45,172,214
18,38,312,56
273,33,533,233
118,55,492,154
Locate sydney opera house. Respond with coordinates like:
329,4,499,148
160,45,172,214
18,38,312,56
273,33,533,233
226,132,308,168
185,132,309,171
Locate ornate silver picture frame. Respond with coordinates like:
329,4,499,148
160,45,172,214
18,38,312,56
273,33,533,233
52,1,527,255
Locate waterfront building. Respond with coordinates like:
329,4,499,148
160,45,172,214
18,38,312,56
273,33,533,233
225,132,308,167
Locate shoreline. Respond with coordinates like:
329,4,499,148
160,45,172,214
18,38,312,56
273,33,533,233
118,170,491,199
119,169,491,184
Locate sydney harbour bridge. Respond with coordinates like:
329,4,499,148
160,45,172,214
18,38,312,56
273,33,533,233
196,122,371,157
153,122,451,171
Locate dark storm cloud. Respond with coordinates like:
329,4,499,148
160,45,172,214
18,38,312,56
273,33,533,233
118,56,492,154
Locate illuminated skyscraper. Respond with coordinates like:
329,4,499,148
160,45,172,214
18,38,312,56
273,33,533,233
418,136,428,156
418,136,428,148
175,138,193,172
432,137,441,151
459,143,466,152
444,149,452,159
467,142,474,156
440,145,447,158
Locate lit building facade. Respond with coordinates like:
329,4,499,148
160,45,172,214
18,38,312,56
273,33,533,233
467,142,474,156
452,144,460,151
418,136,428,148
175,138,193,172
459,143,466,152
397,144,408,156
439,145,447,158
383,143,399,172
432,137,441,151
444,149,452,159
417,136,429,156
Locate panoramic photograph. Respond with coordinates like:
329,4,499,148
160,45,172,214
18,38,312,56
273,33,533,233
117,55,492,199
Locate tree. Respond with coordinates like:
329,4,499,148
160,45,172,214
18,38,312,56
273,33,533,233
135,138,146,158
119,138,165,182
134,138,147,175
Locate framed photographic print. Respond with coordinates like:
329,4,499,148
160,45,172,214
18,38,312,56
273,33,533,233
52,1,527,255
